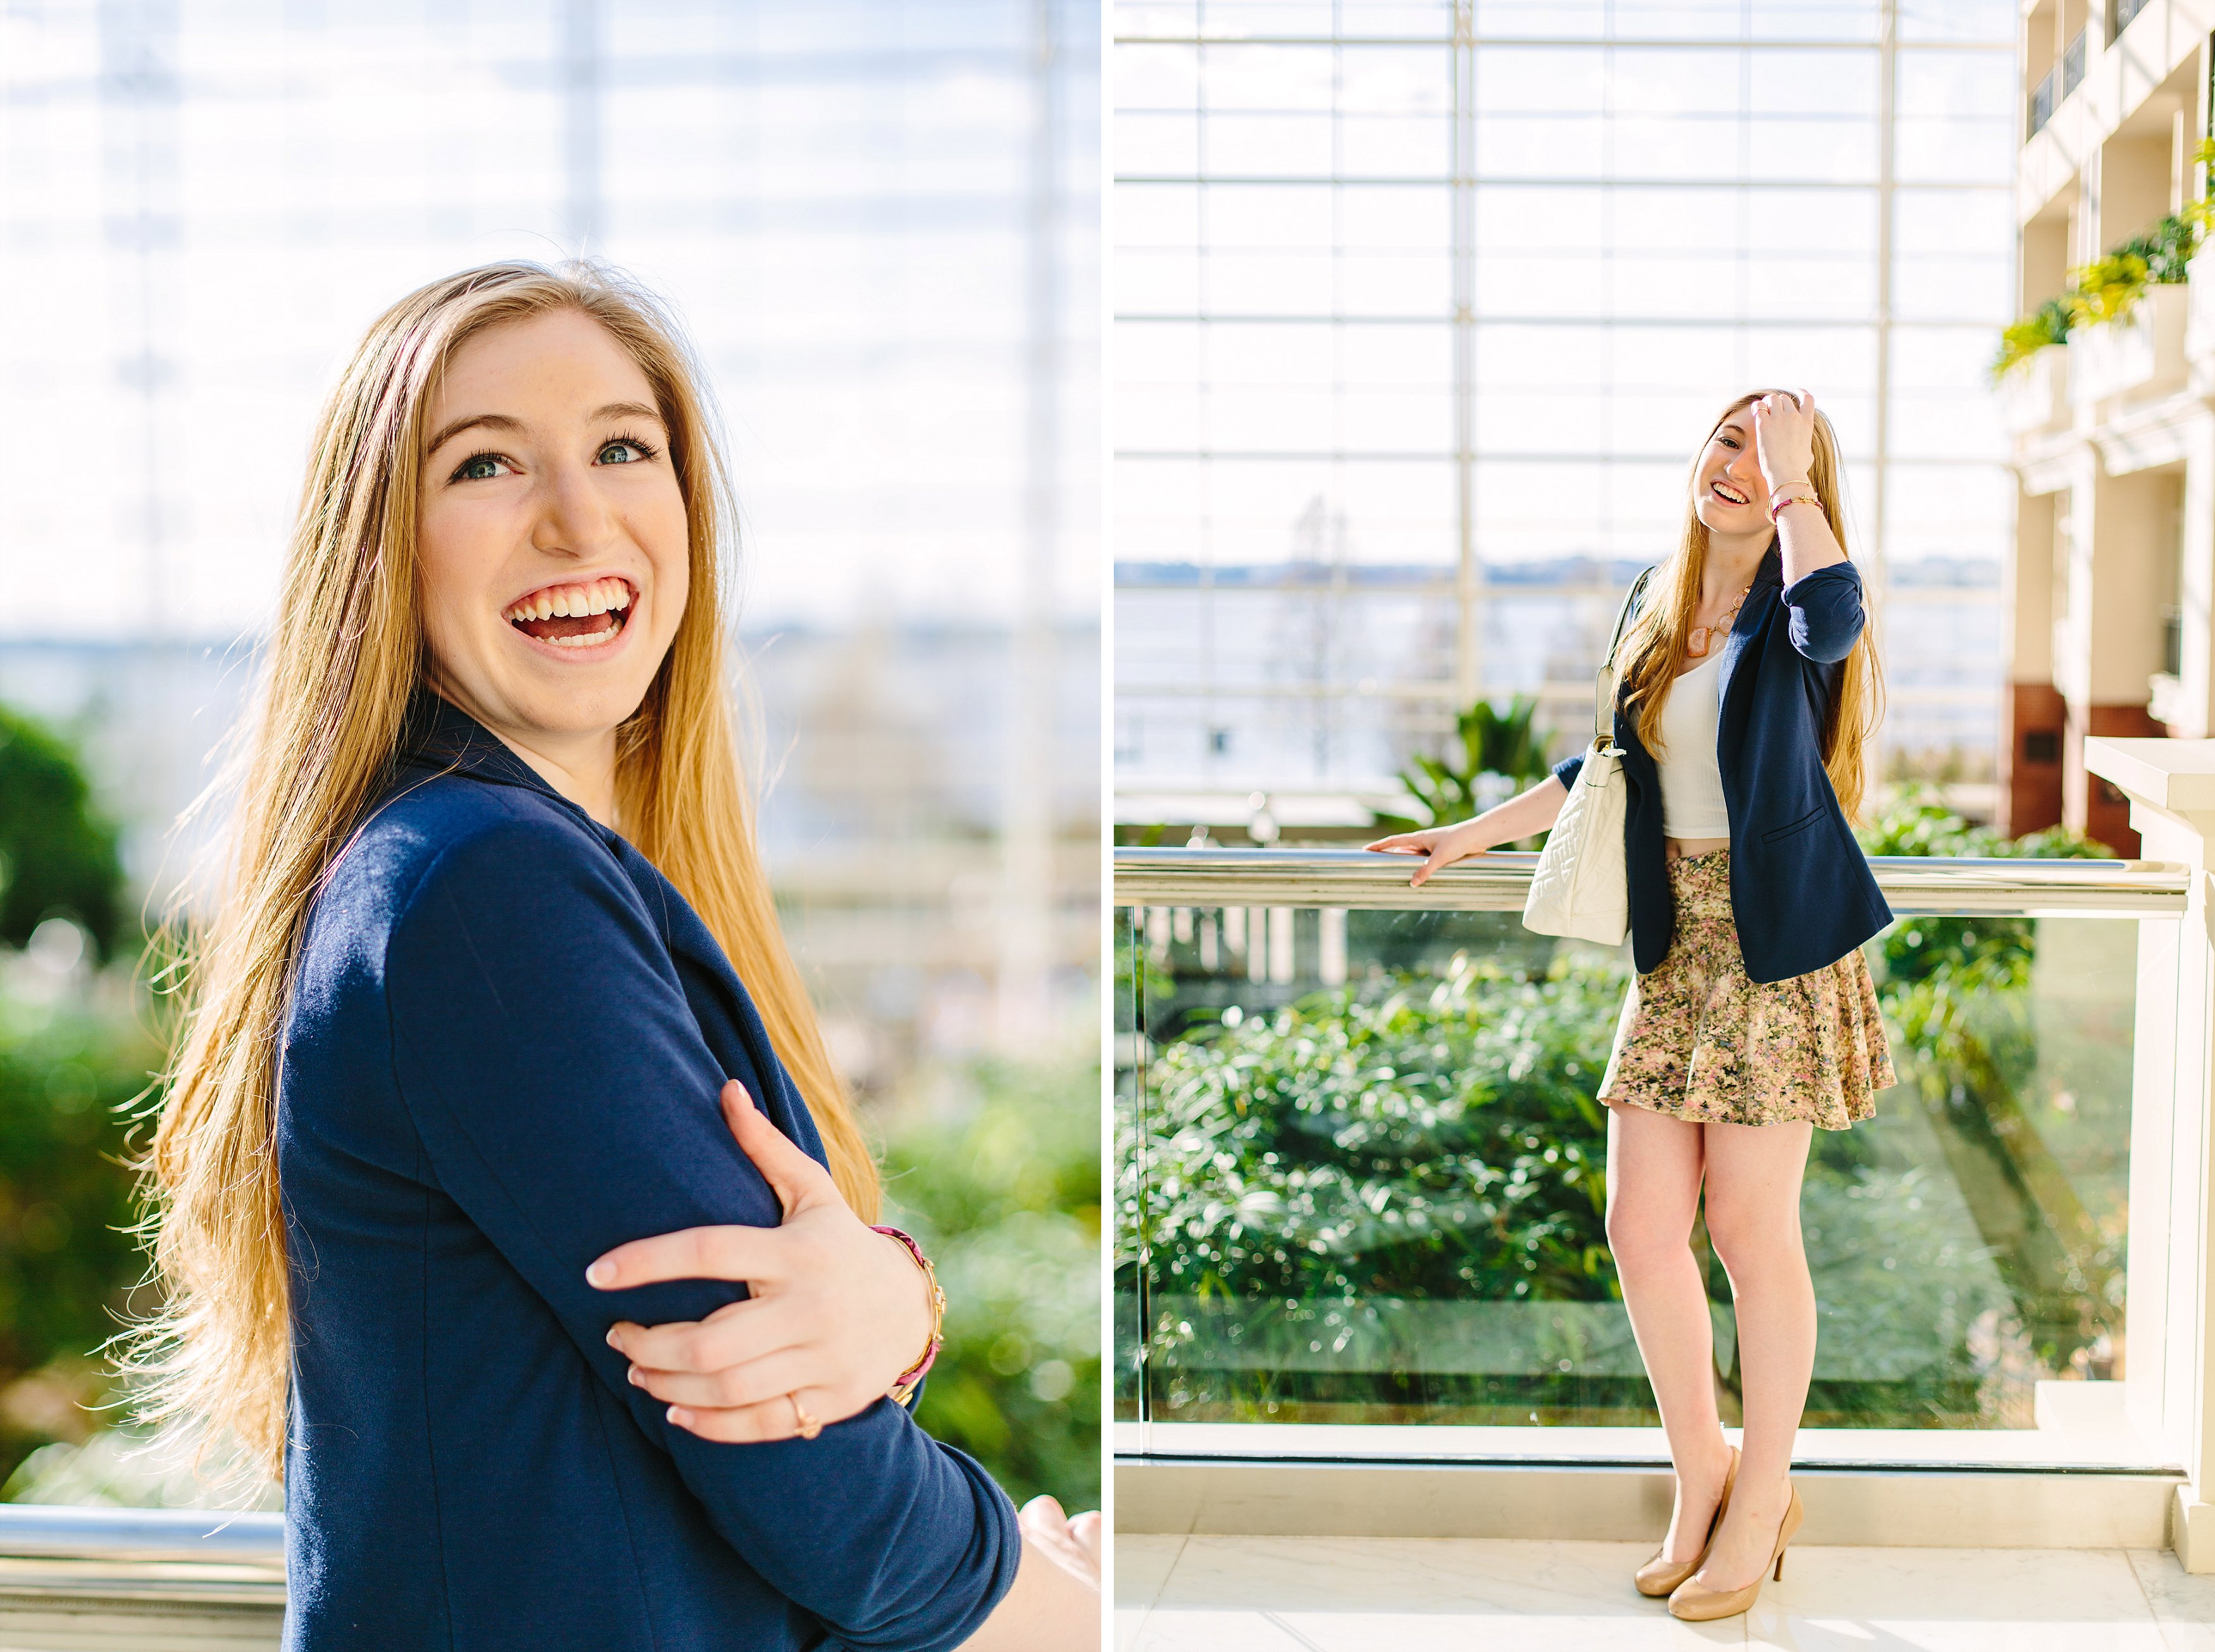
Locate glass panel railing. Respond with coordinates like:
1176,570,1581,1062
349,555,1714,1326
1114,849,2183,1445
2029,65,2057,137
1114,903,1145,1425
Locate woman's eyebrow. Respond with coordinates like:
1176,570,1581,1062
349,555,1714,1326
425,403,663,458
591,399,663,428
425,411,523,456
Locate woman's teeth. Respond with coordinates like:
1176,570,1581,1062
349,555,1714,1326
502,577,634,648
1712,481,1749,505
502,577,633,623
542,624,619,649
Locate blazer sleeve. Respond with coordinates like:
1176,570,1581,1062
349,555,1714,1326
1780,561,1866,664
380,812,1020,1652
1550,753,1584,794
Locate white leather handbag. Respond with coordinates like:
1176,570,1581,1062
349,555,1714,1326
1522,569,1654,947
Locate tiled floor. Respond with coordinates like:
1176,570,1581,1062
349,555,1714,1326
1116,1535,2215,1649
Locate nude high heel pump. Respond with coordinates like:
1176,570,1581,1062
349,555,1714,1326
1633,1445,1738,1598
1667,1479,1804,1622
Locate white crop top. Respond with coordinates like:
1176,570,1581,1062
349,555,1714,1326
1655,653,1730,837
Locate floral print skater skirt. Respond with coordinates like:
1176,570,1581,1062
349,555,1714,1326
1597,849,1895,1130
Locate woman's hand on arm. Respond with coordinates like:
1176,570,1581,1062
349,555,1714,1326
1363,775,1569,888
592,1079,935,1441
599,1082,1104,1650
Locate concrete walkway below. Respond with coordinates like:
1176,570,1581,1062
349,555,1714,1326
1116,1534,2215,1649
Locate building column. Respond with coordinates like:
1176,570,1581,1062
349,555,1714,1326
2061,457,2168,854
2086,738,2215,1568
2003,485,2064,835
2173,427,2215,740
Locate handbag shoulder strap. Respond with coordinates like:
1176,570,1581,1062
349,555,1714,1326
1594,565,1657,745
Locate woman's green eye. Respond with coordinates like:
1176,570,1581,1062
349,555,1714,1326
600,441,643,464
458,455,502,481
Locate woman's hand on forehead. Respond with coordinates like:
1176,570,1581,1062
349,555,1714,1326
1751,388,1816,489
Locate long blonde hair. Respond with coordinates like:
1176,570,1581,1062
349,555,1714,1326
131,261,880,1478
1615,389,1884,820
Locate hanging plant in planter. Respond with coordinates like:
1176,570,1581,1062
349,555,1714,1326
2067,249,2154,327
1993,297,2075,380
1991,138,2215,383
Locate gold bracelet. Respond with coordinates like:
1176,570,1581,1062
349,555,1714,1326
872,1225,947,1408
1768,484,1820,523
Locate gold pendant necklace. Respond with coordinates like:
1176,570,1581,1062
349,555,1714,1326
1685,583,1752,658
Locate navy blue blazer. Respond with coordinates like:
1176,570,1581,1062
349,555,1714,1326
1552,546,1892,985
276,691,1019,1650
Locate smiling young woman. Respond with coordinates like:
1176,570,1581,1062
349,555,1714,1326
133,262,1097,1650
1366,389,1890,1625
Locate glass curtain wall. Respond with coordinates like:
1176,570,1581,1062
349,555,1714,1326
1113,0,2016,808
0,0,1101,1070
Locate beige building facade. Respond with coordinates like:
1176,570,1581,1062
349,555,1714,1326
2002,0,2215,853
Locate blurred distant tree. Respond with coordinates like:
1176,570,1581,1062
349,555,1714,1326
0,708,124,963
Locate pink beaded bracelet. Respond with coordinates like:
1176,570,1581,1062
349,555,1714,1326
871,1225,945,1406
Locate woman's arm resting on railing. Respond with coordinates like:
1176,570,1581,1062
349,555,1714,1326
384,816,1021,1652
1363,774,1569,888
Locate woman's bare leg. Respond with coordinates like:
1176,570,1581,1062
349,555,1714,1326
1695,1117,1817,1590
1604,1101,1732,1562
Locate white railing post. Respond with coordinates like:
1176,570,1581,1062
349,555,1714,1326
2088,735,2215,1568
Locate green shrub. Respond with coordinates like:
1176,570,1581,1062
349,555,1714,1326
0,708,125,963
1122,794,2126,1426
881,1057,1101,1510
0,986,159,1486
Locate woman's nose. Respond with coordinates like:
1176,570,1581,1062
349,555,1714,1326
533,462,616,555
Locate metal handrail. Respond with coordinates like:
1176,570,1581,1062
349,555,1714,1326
0,1504,282,1563
1115,846,2191,917
0,1505,284,1609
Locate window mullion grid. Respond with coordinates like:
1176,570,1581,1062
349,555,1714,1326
1453,0,1478,707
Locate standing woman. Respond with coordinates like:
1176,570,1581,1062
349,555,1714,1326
1367,389,1892,1622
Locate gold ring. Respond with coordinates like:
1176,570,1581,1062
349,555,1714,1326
789,1393,821,1441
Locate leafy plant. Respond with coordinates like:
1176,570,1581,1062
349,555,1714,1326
2069,249,2154,327
1994,138,2215,380
1994,297,2075,379
1122,794,2131,1427
1855,792,2120,1379
1371,695,1552,837
0,982,161,1492
1121,954,1624,1418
